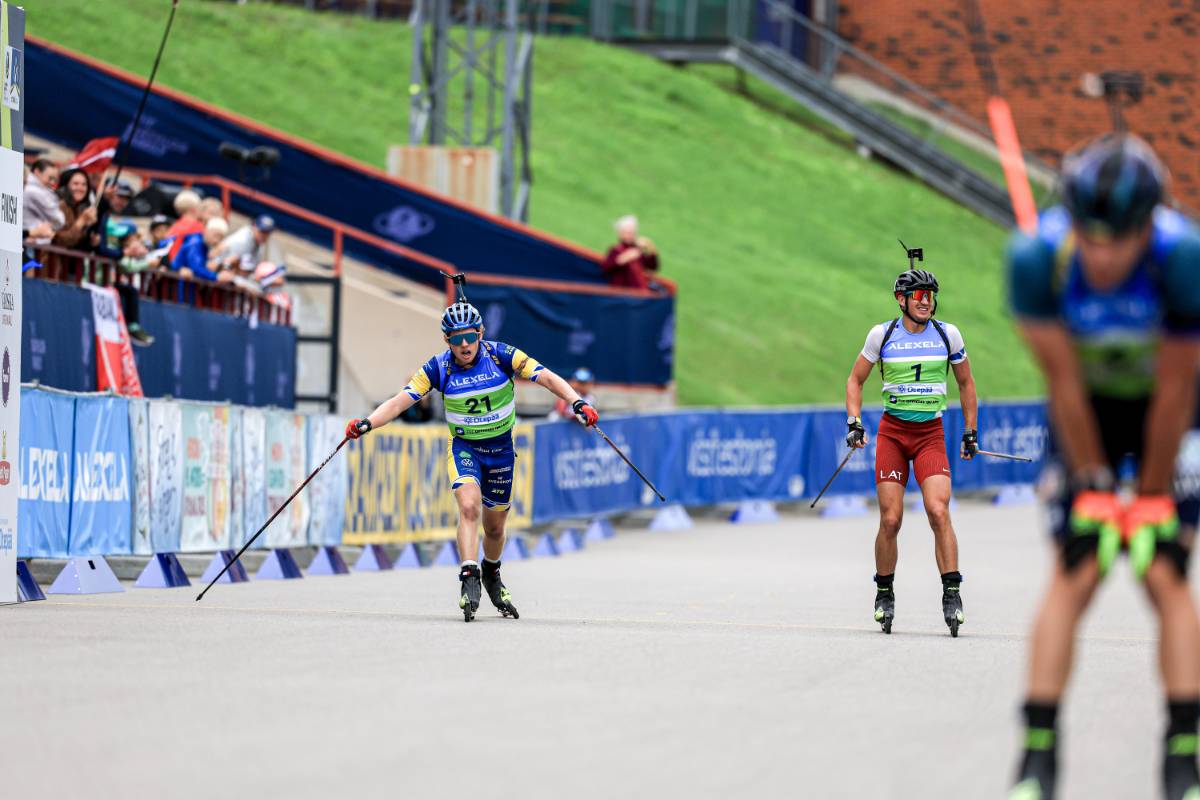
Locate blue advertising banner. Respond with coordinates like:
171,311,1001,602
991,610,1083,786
27,39,604,290
802,403,1049,499
23,279,296,406
17,387,74,558
470,283,674,385
67,395,132,556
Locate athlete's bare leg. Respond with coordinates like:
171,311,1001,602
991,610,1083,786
454,482,482,561
920,474,958,574
1143,551,1200,697
1026,555,1102,700
875,480,906,575
481,505,510,562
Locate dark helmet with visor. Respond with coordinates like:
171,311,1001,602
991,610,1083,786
1062,133,1165,237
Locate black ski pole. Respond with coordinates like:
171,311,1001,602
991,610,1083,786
97,0,180,211
975,449,1034,463
592,425,666,502
810,448,857,509
196,434,351,601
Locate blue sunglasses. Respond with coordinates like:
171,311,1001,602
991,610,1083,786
447,331,480,346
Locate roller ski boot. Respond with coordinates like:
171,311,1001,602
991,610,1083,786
482,559,519,619
943,586,964,637
1164,738,1200,800
873,587,895,634
1009,744,1056,800
459,563,481,622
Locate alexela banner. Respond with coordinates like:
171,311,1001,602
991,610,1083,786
0,1,23,603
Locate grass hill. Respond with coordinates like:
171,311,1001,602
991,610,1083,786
25,0,1041,405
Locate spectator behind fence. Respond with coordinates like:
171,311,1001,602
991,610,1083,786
602,214,659,290
51,167,98,249
24,158,64,234
99,181,136,253
164,189,203,262
173,216,230,282
108,222,154,346
550,367,597,421
148,214,173,248
215,214,275,273
254,261,291,316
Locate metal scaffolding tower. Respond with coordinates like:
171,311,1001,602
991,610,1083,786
408,0,542,221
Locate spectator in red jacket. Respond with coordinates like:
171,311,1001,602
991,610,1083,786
602,214,659,289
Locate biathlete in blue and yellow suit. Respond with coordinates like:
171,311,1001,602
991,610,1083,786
1006,134,1200,800
346,300,599,622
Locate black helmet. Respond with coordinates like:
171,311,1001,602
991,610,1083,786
1062,133,1165,236
894,268,939,296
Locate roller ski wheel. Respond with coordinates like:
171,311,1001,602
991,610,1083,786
873,589,894,634
459,564,481,623
1009,746,1056,800
943,587,964,638
482,561,519,619
1164,743,1200,800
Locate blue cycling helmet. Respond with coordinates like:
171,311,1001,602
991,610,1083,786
1062,133,1165,236
441,301,483,334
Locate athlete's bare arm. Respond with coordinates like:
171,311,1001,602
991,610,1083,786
1140,337,1200,493
528,366,583,408
364,388,420,430
845,355,874,419
1018,320,1106,476
951,358,978,431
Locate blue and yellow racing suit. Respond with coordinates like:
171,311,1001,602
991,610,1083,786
403,340,545,509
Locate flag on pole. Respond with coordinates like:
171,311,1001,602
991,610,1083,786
68,136,120,174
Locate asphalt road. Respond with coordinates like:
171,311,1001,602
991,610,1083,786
0,501,1180,799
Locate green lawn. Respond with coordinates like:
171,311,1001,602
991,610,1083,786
24,0,1042,405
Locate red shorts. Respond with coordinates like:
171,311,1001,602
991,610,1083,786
874,414,951,486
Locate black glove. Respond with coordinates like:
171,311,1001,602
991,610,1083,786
846,418,866,448
961,428,978,459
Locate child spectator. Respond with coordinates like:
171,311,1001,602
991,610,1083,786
24,159,64,233
164,190,203,262
173,216,230,281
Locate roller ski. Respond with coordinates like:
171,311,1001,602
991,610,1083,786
1008,744,1056,800
482,559,519,619
1164,741,1200,800
873,587,895,634
943,585,964,638
459,563,481,622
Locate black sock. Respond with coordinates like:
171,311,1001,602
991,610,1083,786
482,558,501,577
941,571,963,590
1022,701,1058,751
1167,698,1200,756
874,573,894,593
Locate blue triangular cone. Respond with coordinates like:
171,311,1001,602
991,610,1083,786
17,561,45,602
556,529,583,553
730,500,780,524
256,548,304,580
501,537,529,561
201,550,250,584
532,532,559,557
819,494,869,518
432,541,461,566
353,544,393,572
307,546,350,576
394,543,424,568
586,519,615,542
135,553,191,588
47,556,124,595
650,504,693,531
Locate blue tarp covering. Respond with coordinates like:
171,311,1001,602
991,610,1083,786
26,39,604,289
470,283,674,385
22,280,296,407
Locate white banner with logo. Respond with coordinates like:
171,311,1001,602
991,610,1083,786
129,399,152,555
241,407,267,547
148,399,183,553
0,17,21,600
